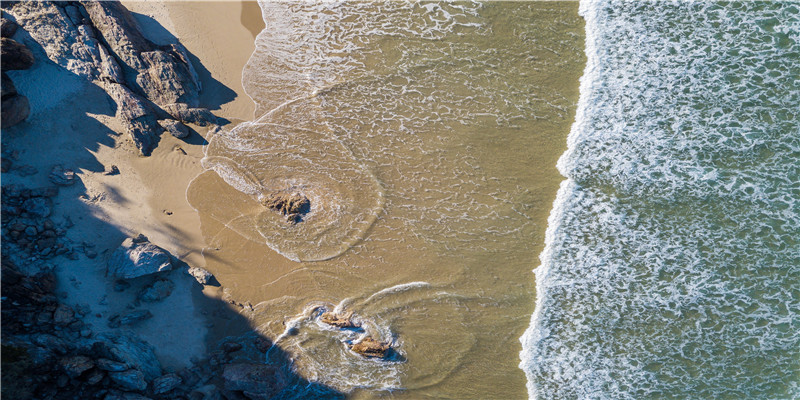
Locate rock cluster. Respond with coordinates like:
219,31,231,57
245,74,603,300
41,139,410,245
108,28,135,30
262,191,311,224
318,309,395,359
3,1,218,155
1,13,33,128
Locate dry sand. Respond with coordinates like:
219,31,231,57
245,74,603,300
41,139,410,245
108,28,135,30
3,1,260,369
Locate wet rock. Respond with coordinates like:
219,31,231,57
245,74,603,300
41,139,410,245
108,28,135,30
137,278,174,303
222,363,286,399
158,119,189,138
108,369,147,392
108,310,152,328
48,165,77,186
1,92,29,128
320,310,359,329
349,337,391,359
107,235,173,279
262,191,310,224
22,197,51,219
1,37,34,70
152,373,182,394
187,266,213,285
59,355,94,378
1,17,18,38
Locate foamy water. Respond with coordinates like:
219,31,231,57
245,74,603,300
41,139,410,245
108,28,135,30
521,1,800,398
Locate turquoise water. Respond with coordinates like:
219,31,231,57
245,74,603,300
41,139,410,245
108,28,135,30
521,1,800,398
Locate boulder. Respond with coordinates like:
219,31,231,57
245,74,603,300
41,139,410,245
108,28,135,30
108,369,147,392
137,279,174,303
2,72,16,98
1,37,34,70
107,236,173,279
93,332,161,380
21,197,51,219
320,310,359,329
1,17,18,38
223,363,286,399
59,355,94,378
349,337,390,359
96,358,128,372
162,103,217,126
152,373,182,394
1,93,29,128
158,119,189,138
187,266,213,285
137,45,200,106
52,304,75,326
48,165,77,186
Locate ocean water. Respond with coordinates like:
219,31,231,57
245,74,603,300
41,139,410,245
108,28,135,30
187,1,584,398
520,1,800,399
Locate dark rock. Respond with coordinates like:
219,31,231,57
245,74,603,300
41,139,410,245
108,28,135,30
113,279,130,292
1,37,34,70
104,392,153,400
108,369,147,392
59,355,94,378
86,368,105,385
108,310,152,328
320,310,359,329
31,334,69,355
349,337,391,359
2,71,16,99
48,165,77,186
162,103,217,126
152,373,182,394
105,165,120,175
1,92,29,128
1,17,18,38
107,236,173,279
21,197,51,219
262,191,310,224
93,333,161,380
158,119,189,138
96,358,128,372
221,342,243,354
187,266,213,285
30,186,59,198
222,363,286,399
53,304,76,326
137,278,174,302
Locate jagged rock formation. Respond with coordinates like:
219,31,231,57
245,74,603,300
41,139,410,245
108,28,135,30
3,0,218,155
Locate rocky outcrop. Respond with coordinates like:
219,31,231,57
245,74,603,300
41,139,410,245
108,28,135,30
158,118,189,139
262,191,311,224
4,0,217,155
107,234,174,279
350,337,391,359
320,310,359,329
1,37,34,70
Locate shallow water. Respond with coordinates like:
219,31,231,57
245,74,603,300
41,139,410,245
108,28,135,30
187,1,583,398
521,1,800,399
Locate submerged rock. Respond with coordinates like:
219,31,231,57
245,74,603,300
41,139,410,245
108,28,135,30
320,310,359,329
107,235,173,279
349,337,391,359
262,191,310,224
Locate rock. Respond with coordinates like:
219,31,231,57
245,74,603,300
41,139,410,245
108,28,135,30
320,310,359,329
108,369,147,392
107,236,173,279
105,165,120,175
262,191,310,224
158,119,189,138
22,198,51,219
2,71,16,98
113,279,130,292
101,82,161,156
137,278,174,302
162,103,218,126
31,333,68,354
86,368,105,385
53,304,76,326
30,186,59,198
48,165,77,186
1,37,34,70
59,355,94,378
137,45,200,106
187,266,213,285
96,358,129,372
349,337,391,359
221,342,243,354
152,373,182,394
1,17,18,38
93,332,162,380
1,93,29,128
108,310,152,328
222,363,286,399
